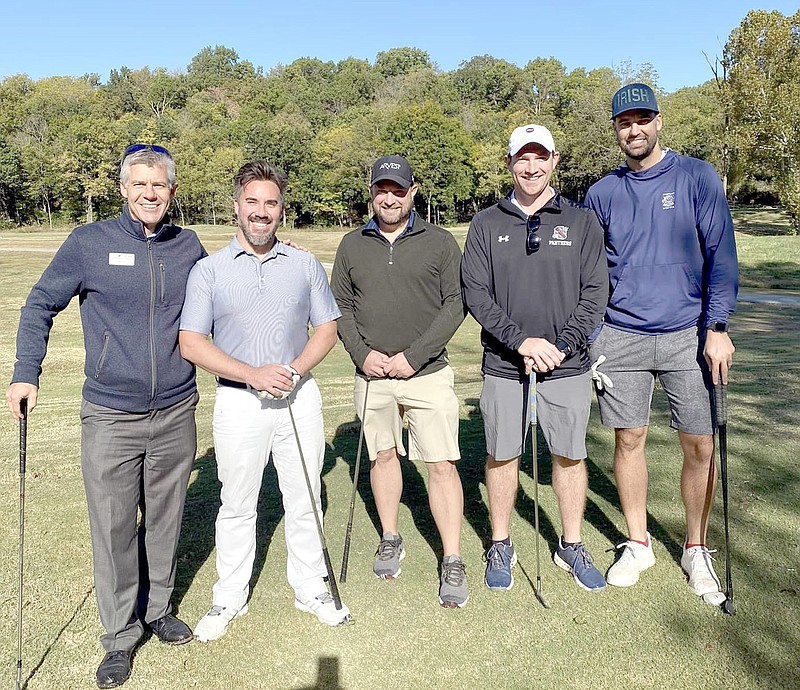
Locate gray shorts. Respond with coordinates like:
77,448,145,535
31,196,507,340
589,325,713,435
479,372,592,462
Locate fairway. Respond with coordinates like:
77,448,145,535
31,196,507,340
1,225,799,690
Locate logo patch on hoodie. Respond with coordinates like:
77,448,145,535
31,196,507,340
549,226,571,246
662,192,675,210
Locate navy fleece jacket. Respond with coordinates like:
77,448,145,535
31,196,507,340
585,150,738,334
11,207,206,412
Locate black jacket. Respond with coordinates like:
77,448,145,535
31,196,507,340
461,193,608,380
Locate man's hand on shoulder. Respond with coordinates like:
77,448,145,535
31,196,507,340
704,331,735,385
6,382,38,420
384,352,416,379
282,239,310,253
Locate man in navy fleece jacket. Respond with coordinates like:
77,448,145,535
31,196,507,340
6,145,205,688
585,83,738,607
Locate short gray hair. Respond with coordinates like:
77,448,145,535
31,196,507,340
120,149,176,187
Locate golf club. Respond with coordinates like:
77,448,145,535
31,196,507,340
529,371,549,609
285,394,343,611
17,397,28,690
714,381,735,616
340,378,370,583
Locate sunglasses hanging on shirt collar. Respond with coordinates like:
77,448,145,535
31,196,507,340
526,216,542,254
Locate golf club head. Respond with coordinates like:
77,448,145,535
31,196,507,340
534,587,550,609
722,598,736,616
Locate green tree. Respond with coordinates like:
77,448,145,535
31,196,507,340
558,67,621,199
724,9,800,229
381,101,474,224
452,56,524,110
375,48,432,78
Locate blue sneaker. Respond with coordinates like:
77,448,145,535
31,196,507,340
553,538,606,592
484,541,517,591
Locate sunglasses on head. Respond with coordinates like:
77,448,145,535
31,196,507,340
526,216,541,254
123,143,173,160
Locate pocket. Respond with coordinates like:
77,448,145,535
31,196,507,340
94,331,110,380
611,263,701,328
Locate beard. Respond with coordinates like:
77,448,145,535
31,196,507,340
374,204,411,227
620,133,659,161
239,214,276,247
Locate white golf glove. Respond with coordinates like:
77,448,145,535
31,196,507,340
257,365,301,400
590,355,614,391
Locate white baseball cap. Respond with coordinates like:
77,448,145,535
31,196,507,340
507,124,556,156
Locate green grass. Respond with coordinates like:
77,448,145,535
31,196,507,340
1,225,799,690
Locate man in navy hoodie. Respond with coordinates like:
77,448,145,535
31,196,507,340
585,84,738,606
6,145,205,688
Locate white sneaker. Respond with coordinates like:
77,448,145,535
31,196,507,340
295,592,352,627
606,533,656,587
681,544,726,606
194,603,248,642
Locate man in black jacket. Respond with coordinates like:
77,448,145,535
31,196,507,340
461,125,608,594
331,155,468,608
6,144,205,688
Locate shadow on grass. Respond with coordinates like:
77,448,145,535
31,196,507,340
293,656,343,690
459,394,683,565
20,586,94,690
173,433,341,607
329,418,445,561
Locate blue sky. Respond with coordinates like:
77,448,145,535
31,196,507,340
2,1,796,92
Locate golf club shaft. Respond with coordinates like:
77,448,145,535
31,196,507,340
714,382,734,610
286,396,342,610
340,378,370,582
17,398,28,690
529,373,548,608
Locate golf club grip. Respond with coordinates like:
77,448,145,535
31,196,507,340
528,373,537,424
19,398,27,474
714,382,727,427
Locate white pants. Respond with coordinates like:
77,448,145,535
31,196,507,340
211,377,327,607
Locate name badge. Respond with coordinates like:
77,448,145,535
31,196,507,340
109,253,135,266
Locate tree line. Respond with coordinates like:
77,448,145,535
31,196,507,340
0,9,797,231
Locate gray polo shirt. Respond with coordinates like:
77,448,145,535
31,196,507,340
180,236,341,366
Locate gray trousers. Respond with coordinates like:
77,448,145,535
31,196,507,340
80,391,198,652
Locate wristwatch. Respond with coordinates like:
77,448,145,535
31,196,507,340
555,339,572,356
709,321,729,333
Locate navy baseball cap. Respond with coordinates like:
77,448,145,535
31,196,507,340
370,155,415,188
611,83,659,119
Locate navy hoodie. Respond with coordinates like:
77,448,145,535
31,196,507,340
585,150,738,334
12,207,206,412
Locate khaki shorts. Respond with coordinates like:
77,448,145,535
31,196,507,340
353,366,460,463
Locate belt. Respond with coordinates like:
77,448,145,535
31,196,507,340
217,378,248,389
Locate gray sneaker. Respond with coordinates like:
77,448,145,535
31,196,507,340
373,532,405,580
439,555,468,608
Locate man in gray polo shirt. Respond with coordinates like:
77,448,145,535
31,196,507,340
179,160,349,638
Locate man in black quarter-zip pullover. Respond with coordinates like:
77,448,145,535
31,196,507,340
7,145,205,689
331,155,468,608
461,125,608,595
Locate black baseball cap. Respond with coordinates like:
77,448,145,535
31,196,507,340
611,83,659,119
370,155,414,188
